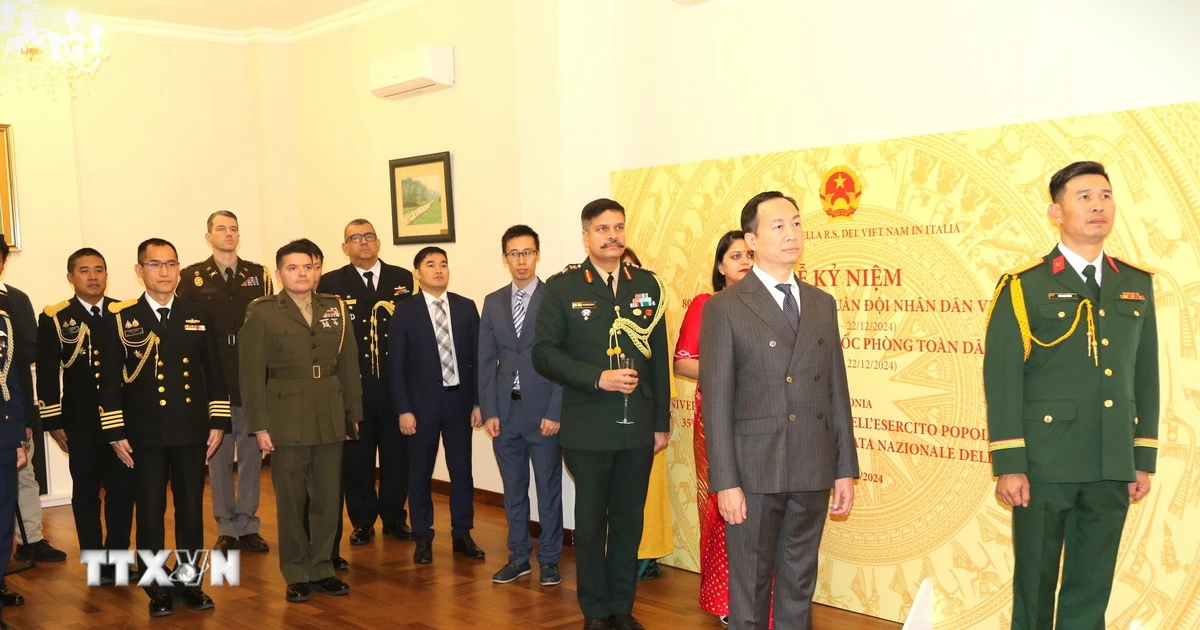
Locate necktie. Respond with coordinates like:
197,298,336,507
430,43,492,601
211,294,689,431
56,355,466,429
90,305,101,319
157,307,170,326
364,271,375,293
1082,264,1100,302
224,267,234,285
433,299,456,385
299,299,313,326
776,284,800,331
606,273,615,296
513,290,526,391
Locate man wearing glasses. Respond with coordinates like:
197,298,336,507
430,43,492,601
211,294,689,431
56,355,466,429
479,225,564,587
98,238,230,618
318,219,416,548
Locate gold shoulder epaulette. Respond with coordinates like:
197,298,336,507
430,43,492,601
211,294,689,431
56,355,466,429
1005,259,1042,276
43,300,71,318
1113,256,1155,275
552,264,583,278
108,298,138,314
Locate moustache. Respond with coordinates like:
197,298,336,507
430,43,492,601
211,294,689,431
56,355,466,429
603,241,625,248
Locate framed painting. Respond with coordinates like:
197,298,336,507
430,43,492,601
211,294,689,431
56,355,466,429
389,151,455,245
0,125,19,250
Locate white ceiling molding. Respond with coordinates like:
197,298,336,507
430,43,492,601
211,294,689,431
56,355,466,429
85,0,430,45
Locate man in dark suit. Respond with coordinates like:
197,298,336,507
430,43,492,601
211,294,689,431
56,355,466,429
320,219,415,547
0,301,27,630
99,238,231,618
36,248,134,584
388,246,484,564
532,199,671,630
176,211,273,553
479,225,564,587
700,191,859,630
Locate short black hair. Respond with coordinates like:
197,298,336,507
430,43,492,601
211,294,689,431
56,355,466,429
711,230,746,292
206,210,238,232
1049,161,1110,203
137,238,178,264
344,218,374,240
501,224,540,253
581,198,625,229
275,240,315,269
414,246,447,268
67,248,107,273
740,191,799,234
0,239,8,262
293,238,324,261
622,246,642,267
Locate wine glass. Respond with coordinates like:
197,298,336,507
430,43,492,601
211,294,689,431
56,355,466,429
617,355,635,425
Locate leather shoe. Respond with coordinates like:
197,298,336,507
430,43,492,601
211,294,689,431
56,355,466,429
286,582,310,603
540,563,562,586
179,587,214,610
14,539,67,562
452,535,485,559
213,535,240,552
582,619,611,630
149,593,174,617
413,540,433,564
0,586,24,606
349,527,375,546
239,533,270,552
308,577,350,596
332,555,350,571
382,522,412,540
609,614,646,630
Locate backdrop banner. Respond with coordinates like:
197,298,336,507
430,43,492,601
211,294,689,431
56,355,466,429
612,102,1199,628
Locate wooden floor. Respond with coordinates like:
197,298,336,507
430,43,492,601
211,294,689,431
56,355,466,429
5,471,901,629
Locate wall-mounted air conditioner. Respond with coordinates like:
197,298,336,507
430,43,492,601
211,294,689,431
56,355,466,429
370,45,455,100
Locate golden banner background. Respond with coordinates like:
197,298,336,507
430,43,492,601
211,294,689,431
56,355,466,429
612,102,1200,628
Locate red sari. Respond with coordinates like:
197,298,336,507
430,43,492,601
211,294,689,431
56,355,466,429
677,293,773,626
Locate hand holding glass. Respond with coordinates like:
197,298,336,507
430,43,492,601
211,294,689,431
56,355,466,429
618,355,635,425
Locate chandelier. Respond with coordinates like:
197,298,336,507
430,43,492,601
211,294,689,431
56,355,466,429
0,0,109,97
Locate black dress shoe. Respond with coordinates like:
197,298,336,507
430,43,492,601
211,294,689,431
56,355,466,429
179,587,214,611
149,593,174,617
0,587,24,606
382,522,412,540
332,555,350,571
239,533,270,553
582,618,611,630
286,582,310,603
349,527,375,546
308,577,350,596
413,540,433,564
452,535,486,559
608,614,646,630
213,535,240,552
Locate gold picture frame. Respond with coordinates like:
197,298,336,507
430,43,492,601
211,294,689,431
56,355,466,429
0,124,19,250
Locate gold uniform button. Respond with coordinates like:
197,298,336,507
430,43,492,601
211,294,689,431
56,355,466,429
1134,310,1141,317
789,414,796,421
186,397,192,403
1058,311,1066,318
1099,308,1106,317
1044,415,1053,423
93,361,101,367
1101,338,1109,346
159,400,167,406
183,371,190,378
157,374,165,381
1134,417,1140,425
158,386,165,393
157,360,165,367
182,357,190,364
93,349,100,356
94,372,101,379
184,384,191,390
1104,400,1113,408
785,376,793,383
1104,368,1113,376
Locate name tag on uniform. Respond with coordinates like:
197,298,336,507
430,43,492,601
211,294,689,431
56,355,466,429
344,298,357,306
1120,292,1146,301
185,324,207,331
1047,292,1080,300
571,301,596,310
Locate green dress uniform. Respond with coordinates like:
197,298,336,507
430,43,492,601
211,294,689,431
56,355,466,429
984,245,1159,630
532,258,670,621
239,291,362,586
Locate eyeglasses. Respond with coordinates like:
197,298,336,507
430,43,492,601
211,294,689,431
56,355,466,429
142,261,180,272
504,249,538,260
347,233,379,244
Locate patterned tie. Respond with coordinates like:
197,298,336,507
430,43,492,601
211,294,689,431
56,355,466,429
157,307,170,326
1082,264,1100,302
513,290,526,391
776,284,799,331
433,299,456,385
364,271,375,293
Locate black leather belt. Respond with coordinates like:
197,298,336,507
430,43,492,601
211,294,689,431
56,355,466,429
270,365,335,379
443,384,460,392
511,390,522,400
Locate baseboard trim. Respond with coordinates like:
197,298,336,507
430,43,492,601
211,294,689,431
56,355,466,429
431,478,574,547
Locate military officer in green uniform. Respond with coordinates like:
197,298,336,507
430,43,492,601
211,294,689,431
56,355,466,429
533,198,670,630
984,161,1158,630
239,240,362,604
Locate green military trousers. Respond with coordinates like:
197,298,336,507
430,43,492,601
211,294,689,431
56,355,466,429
271,442,344,585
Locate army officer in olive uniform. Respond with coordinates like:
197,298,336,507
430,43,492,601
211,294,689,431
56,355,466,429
984,161,1158,630
240,240,361,604
532,198,670,630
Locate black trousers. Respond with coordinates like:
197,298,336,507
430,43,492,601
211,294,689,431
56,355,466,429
68,430,135,552
133,443,206,596
343,410,409,530
0,459,15,619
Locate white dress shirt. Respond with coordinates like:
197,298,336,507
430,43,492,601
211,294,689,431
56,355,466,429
1057,242,1105,287
752,264,802,318
423,290,460,387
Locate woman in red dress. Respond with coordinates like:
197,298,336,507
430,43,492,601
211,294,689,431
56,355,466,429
674,230,756,626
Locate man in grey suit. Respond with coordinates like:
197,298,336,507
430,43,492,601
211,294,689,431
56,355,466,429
700,191,859,630
480,225,565,588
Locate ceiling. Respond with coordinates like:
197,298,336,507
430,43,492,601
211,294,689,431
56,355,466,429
60,0,379,32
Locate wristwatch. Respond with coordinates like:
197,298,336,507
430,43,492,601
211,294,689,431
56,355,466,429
20,440,29,448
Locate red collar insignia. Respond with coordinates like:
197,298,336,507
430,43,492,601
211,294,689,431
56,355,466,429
1051,256,1066,275
1105,254,1120,273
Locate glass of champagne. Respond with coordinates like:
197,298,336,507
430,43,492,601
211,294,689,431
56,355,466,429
617,355,635,425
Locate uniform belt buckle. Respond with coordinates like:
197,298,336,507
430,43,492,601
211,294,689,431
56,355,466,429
312,365,322,379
